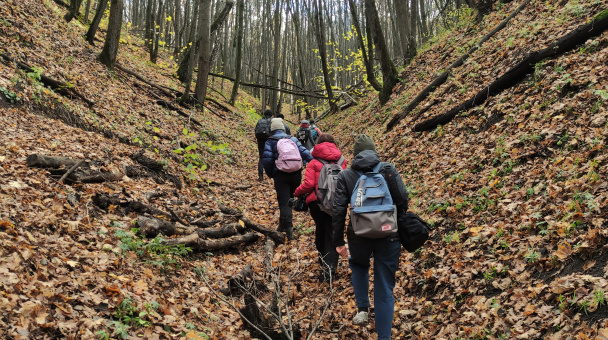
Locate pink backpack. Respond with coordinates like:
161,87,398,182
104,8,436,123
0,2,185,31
274,137,302,172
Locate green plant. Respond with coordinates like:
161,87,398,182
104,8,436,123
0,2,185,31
558,294,567,311
0,86,20,103
95,330,110,340
484,267,497,281
571,191,597,213
580,300,589,314
524,248,541,263
114,296,151,328
594,289,606,306
110,320,130,339
27,66,43,81
444,231,460,244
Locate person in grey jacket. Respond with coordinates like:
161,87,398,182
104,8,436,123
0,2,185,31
332,134,408,340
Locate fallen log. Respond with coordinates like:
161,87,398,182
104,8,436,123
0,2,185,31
115,64,176,99
161,232,260,250
385,0,532,132
0,54,94,106
75,171,123,183
59,159,85,183
208,72,328,99
130,151,182,189
138,215,178,237
240,217,285,245
219,203,285,243
414,11,608,132
27,154,124,184
26,154,80,168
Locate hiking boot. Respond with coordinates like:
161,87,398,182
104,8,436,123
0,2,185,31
352,311,369,326
258,175,264,181
285,227,294,241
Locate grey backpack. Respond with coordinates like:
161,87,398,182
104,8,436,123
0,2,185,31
349,162,398,238
316,156,345,214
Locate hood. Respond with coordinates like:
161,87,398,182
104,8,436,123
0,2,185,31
311,142,342,161
351,149,380,172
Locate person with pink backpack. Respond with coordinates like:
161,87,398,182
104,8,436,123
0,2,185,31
262,118,312,240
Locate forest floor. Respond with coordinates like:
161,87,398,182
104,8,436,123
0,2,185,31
2,0,608,339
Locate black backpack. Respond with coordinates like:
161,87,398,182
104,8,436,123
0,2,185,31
296,127,310,144
382,164,430,252
255,118,272,140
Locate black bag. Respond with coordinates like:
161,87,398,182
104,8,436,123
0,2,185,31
398,211,430,252
255,118,272,139
381,164,429,252
289,197,308,212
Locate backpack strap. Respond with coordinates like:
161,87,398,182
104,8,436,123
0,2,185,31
382,163,407,212
318,155,344,166
371,162,383,173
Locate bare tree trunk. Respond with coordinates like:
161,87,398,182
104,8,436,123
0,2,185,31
290,0,312,118
394,0,416,65
98,0,124,69
150,0,164,63
145,0,155,49
229,0,244,105
173,0,181,52
85,0,107,44
347,0,381,91
194,0,212,104
178,0,199,101
64,0,84,22
83,0,92,23
419,0,429,43
312,0,337,113
364,0,399,105
269,0,282,113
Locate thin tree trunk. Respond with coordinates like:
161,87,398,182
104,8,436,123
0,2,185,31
179,0,199,101
269,0,282,113
229,0,244,105
85,0,108,44
347,0,381,91
150,0,164,63
364,0,399,105
312,0,337,113
84,0,92,23
98,0,124,69
145,0,154,49
194,0,212,104
64,0,84,22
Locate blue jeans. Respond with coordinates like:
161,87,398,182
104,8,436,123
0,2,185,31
348,232,401,340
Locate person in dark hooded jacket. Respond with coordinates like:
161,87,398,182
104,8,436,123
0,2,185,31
263,118,313,240
294,133,346,282
332,134,409,340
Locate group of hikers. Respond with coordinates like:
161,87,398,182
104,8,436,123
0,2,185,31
254,109,409,340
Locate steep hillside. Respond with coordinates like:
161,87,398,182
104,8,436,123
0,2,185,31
324,0,608,338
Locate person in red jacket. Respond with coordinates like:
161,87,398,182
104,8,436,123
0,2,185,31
294,133,347,282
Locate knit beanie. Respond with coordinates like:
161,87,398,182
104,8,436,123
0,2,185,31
270,118,284,131
353,134,376,156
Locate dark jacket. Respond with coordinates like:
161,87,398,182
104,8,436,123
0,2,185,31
262,130,313,178
294,142,347,204
331,150,409,247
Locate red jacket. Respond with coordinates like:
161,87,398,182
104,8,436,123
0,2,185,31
294,142,347,204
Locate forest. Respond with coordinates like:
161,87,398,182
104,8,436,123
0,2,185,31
1,0,608,338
